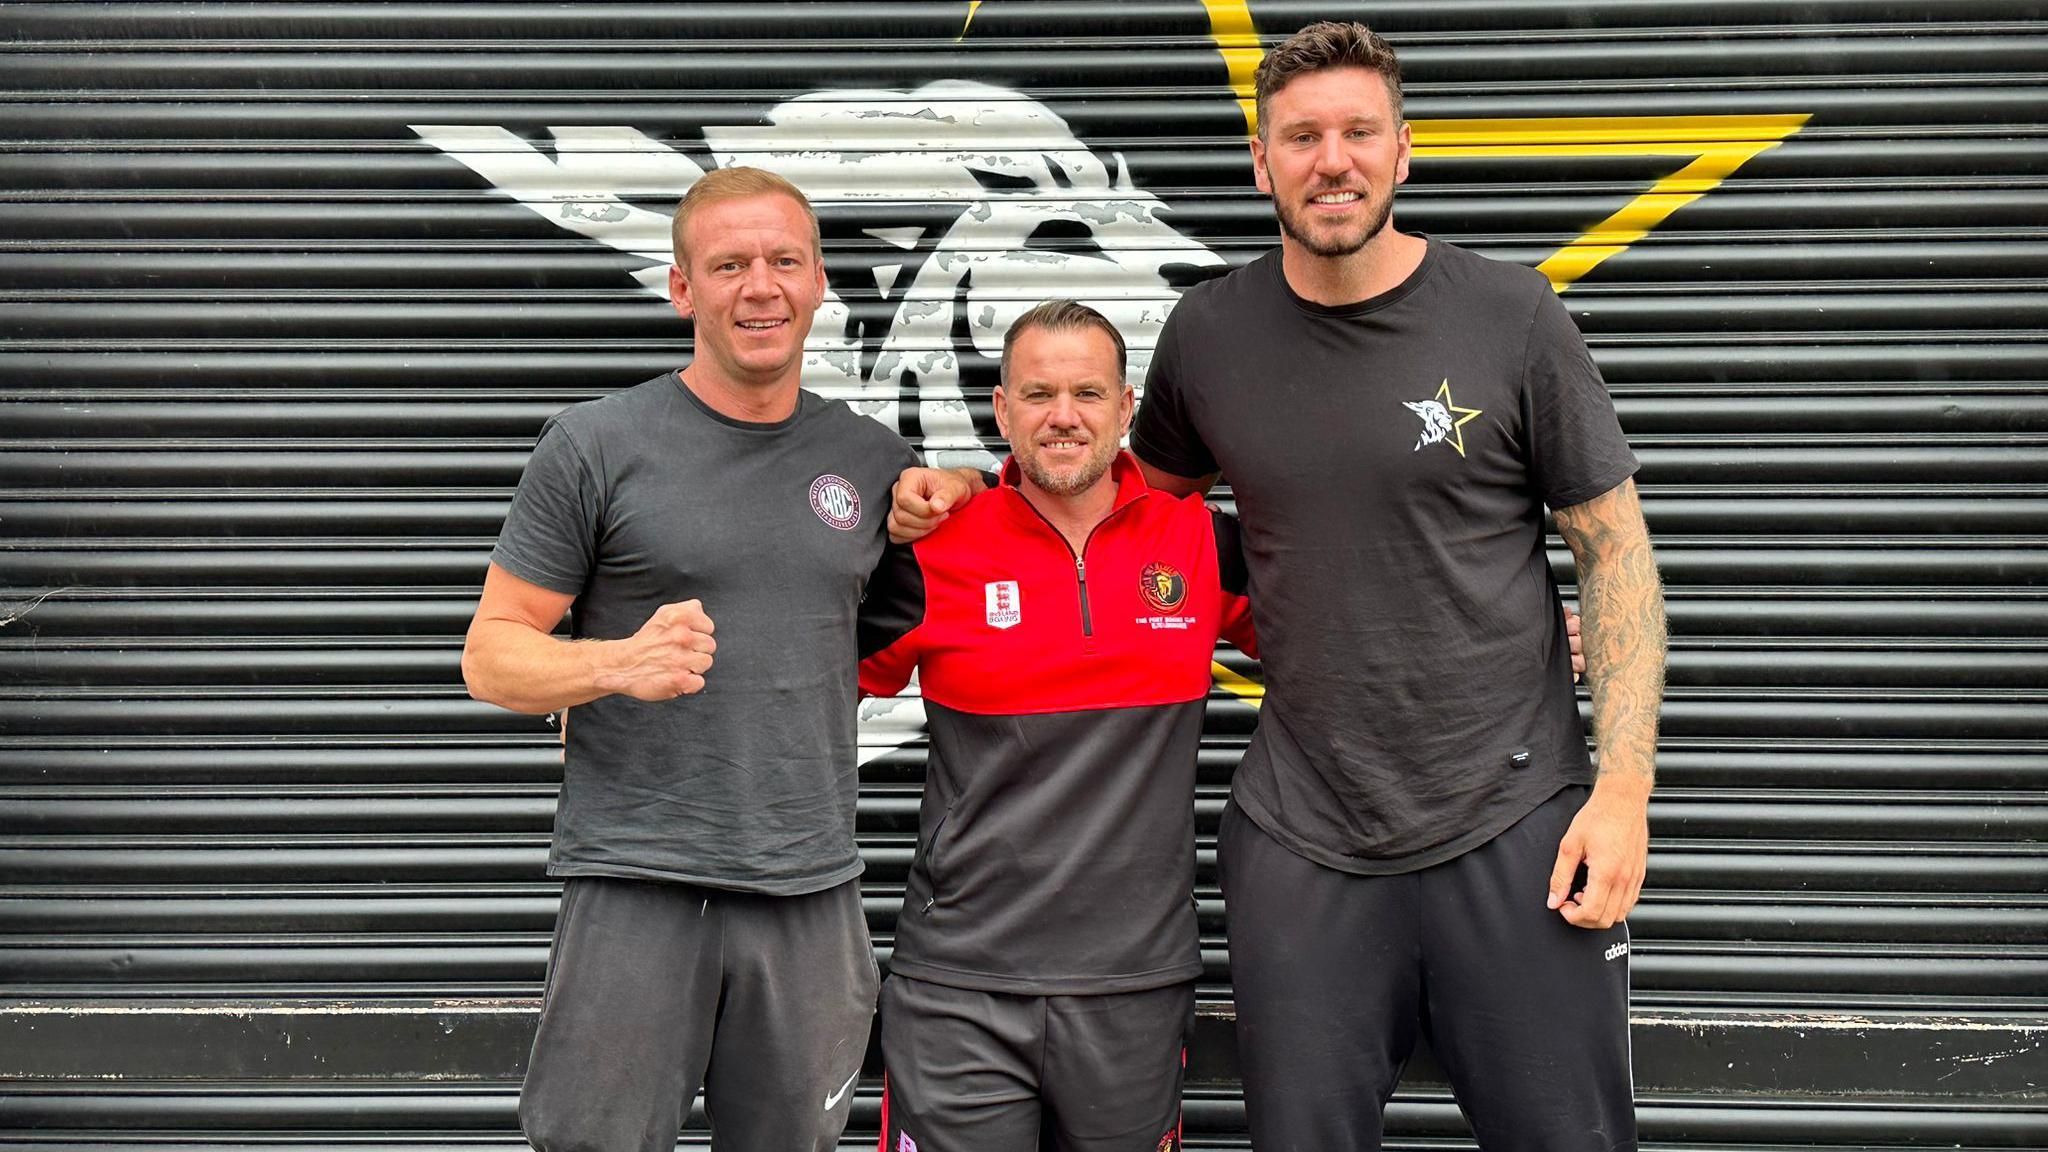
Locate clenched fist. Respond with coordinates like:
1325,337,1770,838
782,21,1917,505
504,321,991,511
889,466,982,544
596,599,718,701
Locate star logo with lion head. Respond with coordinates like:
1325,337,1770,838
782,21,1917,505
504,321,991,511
1402,379,1483,458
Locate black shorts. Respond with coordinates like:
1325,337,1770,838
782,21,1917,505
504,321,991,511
518,876,878,1152
879,973,1192,1152
1219,785,1635,1151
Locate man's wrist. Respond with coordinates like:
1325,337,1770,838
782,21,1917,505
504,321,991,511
1590,767,1653,806
583,637,630,697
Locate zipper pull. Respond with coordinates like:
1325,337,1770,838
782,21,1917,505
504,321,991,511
923,896,935,914
1075,555,1094,636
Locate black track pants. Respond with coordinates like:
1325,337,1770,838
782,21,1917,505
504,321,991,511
879,973,1192,1152
1219,786,1636,1152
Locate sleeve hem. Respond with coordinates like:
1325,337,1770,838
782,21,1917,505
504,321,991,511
1545,459,1640,512
1129,427,1213,482
490,548,585,596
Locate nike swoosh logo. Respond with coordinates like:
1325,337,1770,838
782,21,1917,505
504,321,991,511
824,1069,859,1111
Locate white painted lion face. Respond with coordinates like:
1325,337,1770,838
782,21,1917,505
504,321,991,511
416,83,1226,760
415,80,1223,468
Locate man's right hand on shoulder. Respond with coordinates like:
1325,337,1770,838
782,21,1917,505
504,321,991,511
889,466,985,543
595,599,718,700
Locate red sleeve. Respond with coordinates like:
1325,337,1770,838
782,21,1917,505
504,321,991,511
859,634,921,698
1219,590,1257,658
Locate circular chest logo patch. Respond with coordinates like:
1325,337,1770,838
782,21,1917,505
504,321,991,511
1139,562,1187,613
809,474,862,530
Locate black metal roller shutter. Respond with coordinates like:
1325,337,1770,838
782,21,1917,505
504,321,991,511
1,1,2042,1147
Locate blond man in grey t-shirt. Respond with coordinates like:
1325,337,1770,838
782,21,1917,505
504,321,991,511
464,168,913,1152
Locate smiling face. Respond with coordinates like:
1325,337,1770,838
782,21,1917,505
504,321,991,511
1251,66,1412,260
994,324,1132,499
668,191,826,393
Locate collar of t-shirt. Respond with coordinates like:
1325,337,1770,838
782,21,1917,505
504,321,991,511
1274,234,1442,319
668,367,812,433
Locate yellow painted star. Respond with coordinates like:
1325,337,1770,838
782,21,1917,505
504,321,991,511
1437,379,1483,457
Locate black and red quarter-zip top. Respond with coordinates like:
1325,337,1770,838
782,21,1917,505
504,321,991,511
858,453,1254,995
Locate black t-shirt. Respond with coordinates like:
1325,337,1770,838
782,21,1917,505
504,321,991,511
1132,241,1638,873
493,374,917,894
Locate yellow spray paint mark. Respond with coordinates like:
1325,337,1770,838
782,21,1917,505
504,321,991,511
1199,0,1263,133
959,1,982,41
1414,116,1808,147
1212,661,1264,708
1412,117,1810,290
1536,139,1801,290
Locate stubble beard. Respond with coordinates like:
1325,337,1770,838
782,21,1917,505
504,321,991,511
698,324,809,393
1019,441,1116,498
1276,186,1396,259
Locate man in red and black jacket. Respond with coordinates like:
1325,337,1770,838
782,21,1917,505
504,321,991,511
858,301,1254,1152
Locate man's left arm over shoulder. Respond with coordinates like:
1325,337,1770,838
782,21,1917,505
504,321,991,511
1546,477,1667,929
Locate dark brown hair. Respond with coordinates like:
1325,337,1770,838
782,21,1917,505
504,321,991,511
1254,21,1404,134
1000,299,1128,387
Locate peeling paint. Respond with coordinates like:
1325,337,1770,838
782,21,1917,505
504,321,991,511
0,587,71,630
560,201,627,223
1947,1045,2042,1065
1072,200,1153,226
852,106,954,124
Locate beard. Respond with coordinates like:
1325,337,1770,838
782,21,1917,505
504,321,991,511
1018,438,1118,497
1275,184,1395,258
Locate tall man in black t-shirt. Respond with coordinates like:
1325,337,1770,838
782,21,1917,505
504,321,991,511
463,168,915,1152
892,20,1667,1152
1140,22,1667,1150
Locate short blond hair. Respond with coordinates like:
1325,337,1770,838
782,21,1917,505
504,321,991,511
671,166,822,266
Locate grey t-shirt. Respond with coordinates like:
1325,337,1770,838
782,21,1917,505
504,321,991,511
492,373,918,895
1132,241,1639,874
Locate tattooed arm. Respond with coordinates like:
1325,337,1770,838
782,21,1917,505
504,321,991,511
1545,477,1667,929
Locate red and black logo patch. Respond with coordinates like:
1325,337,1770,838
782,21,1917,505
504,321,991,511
1139,562,1187,613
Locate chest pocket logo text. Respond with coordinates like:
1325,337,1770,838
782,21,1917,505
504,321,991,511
1403,379,1483,458
985,581,1022,630
809,474,862,530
